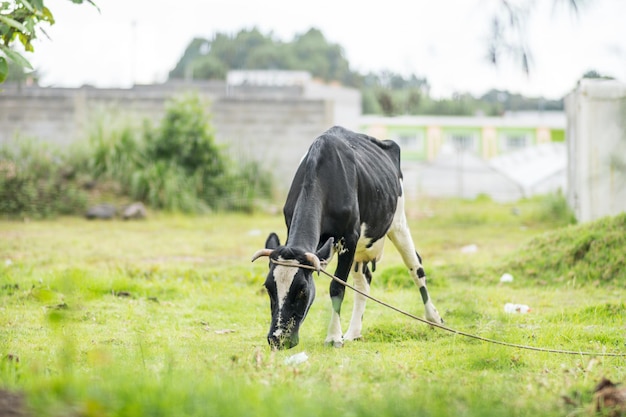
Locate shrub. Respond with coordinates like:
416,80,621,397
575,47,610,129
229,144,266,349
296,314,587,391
83,93,273,213
130,161,210,213
147,94,225,179
87,115,146,183
0,94,273,217
141,94,228,209
0,137,88,218
520,192,576,227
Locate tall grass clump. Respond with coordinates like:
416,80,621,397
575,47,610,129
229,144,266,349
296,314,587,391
86,112,147,187
0,137,88,219
220,159,274,212
520,191,576,226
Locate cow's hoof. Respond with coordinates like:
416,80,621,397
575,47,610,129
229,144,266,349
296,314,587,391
425,302,444,324
325,340,344,348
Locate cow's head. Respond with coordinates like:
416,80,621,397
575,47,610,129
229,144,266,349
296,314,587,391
252,233,333,350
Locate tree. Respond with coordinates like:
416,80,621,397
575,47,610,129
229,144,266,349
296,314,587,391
167,19,581,117
288,28,351,83
0,0,96,83
376,90,396,116
168,37,211,80
169,28,355,86
580,69,614,80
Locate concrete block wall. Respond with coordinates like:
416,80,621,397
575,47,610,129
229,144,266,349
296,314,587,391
0,88,76,145
211,97,334,190
0,79,359,193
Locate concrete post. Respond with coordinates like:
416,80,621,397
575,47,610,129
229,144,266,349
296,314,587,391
565,79,626,222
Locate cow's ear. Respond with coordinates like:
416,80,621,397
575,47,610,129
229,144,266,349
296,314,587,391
265,233,280,249
316,237,334,261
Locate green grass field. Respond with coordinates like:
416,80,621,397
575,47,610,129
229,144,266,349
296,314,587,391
1,196,624,416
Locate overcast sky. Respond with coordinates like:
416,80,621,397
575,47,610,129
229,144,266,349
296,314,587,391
28,0,626,99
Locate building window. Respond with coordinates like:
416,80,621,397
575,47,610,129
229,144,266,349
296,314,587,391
395,132,424,151
446,133,477,152
500,134,529,152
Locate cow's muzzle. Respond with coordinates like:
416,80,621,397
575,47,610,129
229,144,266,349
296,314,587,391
268,332,299,350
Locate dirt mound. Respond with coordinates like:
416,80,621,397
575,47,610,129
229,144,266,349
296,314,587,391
501,212,626,285
0,389,28,417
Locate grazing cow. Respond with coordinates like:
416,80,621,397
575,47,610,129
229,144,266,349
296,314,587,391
252,126,443,349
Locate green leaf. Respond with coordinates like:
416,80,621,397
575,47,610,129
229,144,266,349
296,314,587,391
17,32,34,52
17,0,35,13
0,45,32,69
42,6,55,24
0,15,29,33
0,56,7,83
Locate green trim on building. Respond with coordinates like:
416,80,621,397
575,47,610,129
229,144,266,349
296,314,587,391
551,129,565,142
359,114,566,162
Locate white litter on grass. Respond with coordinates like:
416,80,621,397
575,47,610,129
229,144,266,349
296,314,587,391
460,244,478,254
500,273,514,283
248,229,262,236
214,329,235,334
504,303,531,313
284,352,308,365
4,259,12,266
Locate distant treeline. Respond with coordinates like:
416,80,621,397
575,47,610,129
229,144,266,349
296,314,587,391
168,28,566,116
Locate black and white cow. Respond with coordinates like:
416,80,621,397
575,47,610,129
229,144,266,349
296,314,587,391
252,126,443,349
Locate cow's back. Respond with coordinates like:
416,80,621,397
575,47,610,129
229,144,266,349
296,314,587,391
284,126,402,248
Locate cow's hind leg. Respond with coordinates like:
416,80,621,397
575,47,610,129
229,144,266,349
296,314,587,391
343,262,372,341
387,198,443,324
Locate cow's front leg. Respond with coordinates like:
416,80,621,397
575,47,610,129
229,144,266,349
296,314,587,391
343,262,371,341
325,251,354,348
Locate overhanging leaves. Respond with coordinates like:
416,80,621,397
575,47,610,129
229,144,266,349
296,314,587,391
0,14,29,33
0,44,32,69
0,0,96,84
0,56,7,82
